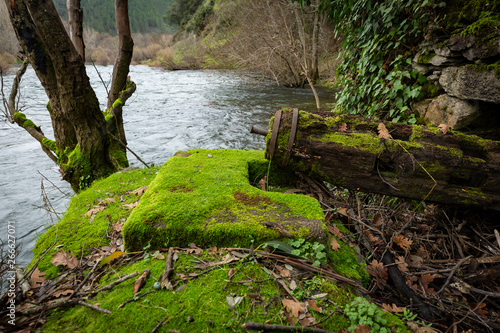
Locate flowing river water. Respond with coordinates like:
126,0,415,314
0,65,336,269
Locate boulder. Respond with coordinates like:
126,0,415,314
439,65,500,104
418,94,481,129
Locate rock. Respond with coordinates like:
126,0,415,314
439,65,500,104
420,94,481,129
428,54,464,67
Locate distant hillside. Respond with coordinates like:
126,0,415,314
53,0,174,34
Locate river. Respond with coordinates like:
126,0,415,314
0,65,336,270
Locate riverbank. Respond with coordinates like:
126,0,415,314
3,149,416,332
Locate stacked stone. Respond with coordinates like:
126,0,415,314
412,29,499,130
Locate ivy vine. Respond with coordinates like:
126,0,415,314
298,0,444,123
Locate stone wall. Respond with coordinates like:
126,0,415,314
412,13,499,134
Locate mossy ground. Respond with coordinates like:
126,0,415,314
38,247,407,332
29,167,160,278
27,149,413,332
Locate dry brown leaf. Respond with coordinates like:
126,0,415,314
276,265,291,278
392,235,413,251
416,246,429,259
471,302,488,317
99,198,116,205
307,299,322,312
354,324,371,333
339,123,347,132
258,177,266,191
122,201,139,209
327,225,343,238
377,122,392,140
228,269,235,278
282,299,305,318
152,252,165,260
410,255,423,266
330,237,341,251
373,213,383,226
438,123,449,134
365,230,383,246
84,205,105,217
51,251,79,269
420,274,437,295
395,256,409,273
113,221,123,232
367,259,388,289
29,268,46,288
133,269,150,294
381,303,406,313
131,186,148,196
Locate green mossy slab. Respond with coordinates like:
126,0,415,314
123,149,326,251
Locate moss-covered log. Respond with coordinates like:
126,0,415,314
265,109,500,210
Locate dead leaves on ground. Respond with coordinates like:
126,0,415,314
83,186,147,218
51,250,79,269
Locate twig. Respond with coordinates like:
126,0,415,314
436,255,472,295
70,262,99,299
83,271,139,296
117,289,155,310
78,300,111,314
161,248,174,289
109,132,150,168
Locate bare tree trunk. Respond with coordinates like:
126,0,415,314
311,0,320,82
67,0,85,60
4,0,125,191
107,0,134,149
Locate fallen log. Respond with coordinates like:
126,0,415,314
260,108,500,211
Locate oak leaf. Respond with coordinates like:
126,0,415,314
438,123,449,134
377,122,392,140
51,251,79,269
327,225,343,238
84,205,105,217
122,201,139,209
381,303,406,313
392,235,413,251
339,123,347,132
258,176,267,191
471,302,488,317
395,256,409,273
330,237,341,251
131,186,148,196
354,324,371,333
98,198,116,205
367,259,388,289
29,268,46,288
282,299,305,318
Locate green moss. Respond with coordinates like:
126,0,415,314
29,167,160,278
459,14,500,40
112,98,124,109
417,52,436,64
108,140,129,169
13,112,37,129
444,0,500,30
124,149,327,252
46,101,52,113
42,138,59,155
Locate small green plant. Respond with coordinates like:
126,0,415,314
344,297,391,332
288,238,327,267
398,308,418,322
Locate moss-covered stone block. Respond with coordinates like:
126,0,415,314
123,149,326,251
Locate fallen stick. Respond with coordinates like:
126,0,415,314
242,321,335,333
161,248,174,289
81,271,139,296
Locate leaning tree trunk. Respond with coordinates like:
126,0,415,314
5,0,128,191
67,0,85,60
263,108,500,211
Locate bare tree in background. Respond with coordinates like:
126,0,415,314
213,0,331,92
2,0,135,191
